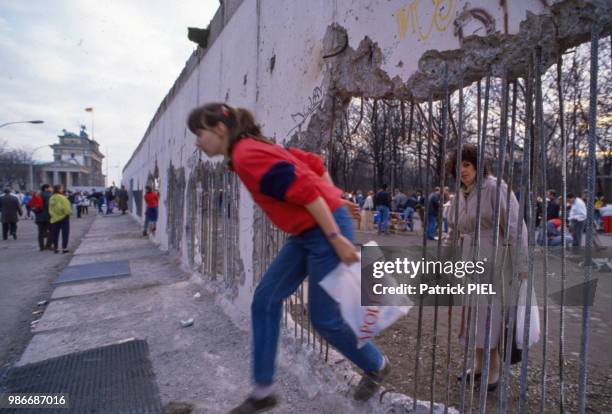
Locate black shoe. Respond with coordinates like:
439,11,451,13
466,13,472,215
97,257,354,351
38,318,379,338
12,234,17,240
54,249,59,254
62,249,69,254
228,395,277,414
354,356,391,401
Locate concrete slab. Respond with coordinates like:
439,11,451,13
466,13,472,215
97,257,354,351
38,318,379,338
51,256,186,299
74,237,152,256
53,260,130,285
67,247,163,266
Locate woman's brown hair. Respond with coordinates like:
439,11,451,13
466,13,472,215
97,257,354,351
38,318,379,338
445,143,489,181
187,103,273,167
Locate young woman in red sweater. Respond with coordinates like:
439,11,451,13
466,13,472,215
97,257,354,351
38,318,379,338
188,103,389,413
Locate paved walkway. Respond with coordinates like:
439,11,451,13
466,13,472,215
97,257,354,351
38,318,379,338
0,212,95,376
15,214,446,413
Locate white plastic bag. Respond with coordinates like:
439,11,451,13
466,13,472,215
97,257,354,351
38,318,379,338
516,280,541,349
319,246,411,348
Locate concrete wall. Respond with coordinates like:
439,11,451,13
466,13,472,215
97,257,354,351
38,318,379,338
122,0,611,311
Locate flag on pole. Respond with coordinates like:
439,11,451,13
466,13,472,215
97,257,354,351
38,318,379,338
85,107,93,112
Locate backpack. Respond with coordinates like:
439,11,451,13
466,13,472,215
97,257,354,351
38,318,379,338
28,193,44,213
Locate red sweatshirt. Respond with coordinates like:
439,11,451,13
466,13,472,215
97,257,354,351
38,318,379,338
232,138,343,235
144,192,158,208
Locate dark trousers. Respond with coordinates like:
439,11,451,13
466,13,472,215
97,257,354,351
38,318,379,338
571,219,584,248
51,218,70,250
36,221,51,250
77,206,83,218
2,222,17,239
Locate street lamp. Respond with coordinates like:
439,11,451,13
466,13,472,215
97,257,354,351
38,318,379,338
0,120,44,128
0,119,45,190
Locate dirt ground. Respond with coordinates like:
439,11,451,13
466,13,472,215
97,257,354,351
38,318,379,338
356,229,612,413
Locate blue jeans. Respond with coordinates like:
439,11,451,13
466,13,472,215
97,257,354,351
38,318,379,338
376,205,390,235
401,207,414,231
427,214,438,240
51,217,70,250
571,219,584,248
251,207,382,385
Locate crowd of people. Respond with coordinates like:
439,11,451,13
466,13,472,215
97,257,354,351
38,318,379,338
341,183,606,250
0,184,131,250
342,186,452,240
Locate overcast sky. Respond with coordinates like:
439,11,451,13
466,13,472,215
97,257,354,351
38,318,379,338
0,0,217,186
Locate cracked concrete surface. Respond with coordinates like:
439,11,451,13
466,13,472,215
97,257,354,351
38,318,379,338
18,214,455,413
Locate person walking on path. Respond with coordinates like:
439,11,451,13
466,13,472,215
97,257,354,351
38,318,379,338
426,187,441,240
34,184,53,251
105,187,115,214
74,192,85,219
374,185,392,235
118,185,129,215
49,184,72,253
22,192,33,219
0,189,23,240
188,103,390,414
143,186,158,236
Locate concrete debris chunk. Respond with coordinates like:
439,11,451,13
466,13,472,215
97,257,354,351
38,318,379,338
193,292,201,299
180,318,194,328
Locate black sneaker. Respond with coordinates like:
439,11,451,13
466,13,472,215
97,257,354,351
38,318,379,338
228,395,277,414
353,356,391,401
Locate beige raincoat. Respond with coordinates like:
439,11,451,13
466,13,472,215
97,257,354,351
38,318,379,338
448,175,529,348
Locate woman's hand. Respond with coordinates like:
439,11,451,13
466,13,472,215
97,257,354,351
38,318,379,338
330,234,360,264
342,199,361,219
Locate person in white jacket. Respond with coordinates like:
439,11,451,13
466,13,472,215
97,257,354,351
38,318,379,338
568,193,587,250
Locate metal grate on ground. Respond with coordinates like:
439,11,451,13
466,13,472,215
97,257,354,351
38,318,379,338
53,260,131,285
0,339,162,414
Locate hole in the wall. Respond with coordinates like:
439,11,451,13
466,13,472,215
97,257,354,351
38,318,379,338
270,55,276,73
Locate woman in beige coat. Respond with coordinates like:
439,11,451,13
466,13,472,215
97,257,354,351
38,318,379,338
446,144,529,390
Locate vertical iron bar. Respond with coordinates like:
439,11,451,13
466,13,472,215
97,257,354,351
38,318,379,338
478,69,506,414
498,80,521,414
456,81,473,414
578,23,600,414
413,94,434,412
535,45,550,414
474,73,492,413
300,283,305,344
468,77,487,414
556,52,568,414
434,64,449,414
519,51,537,414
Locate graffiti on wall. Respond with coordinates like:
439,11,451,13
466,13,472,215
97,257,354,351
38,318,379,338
395,0,455,41
286,85,325,139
